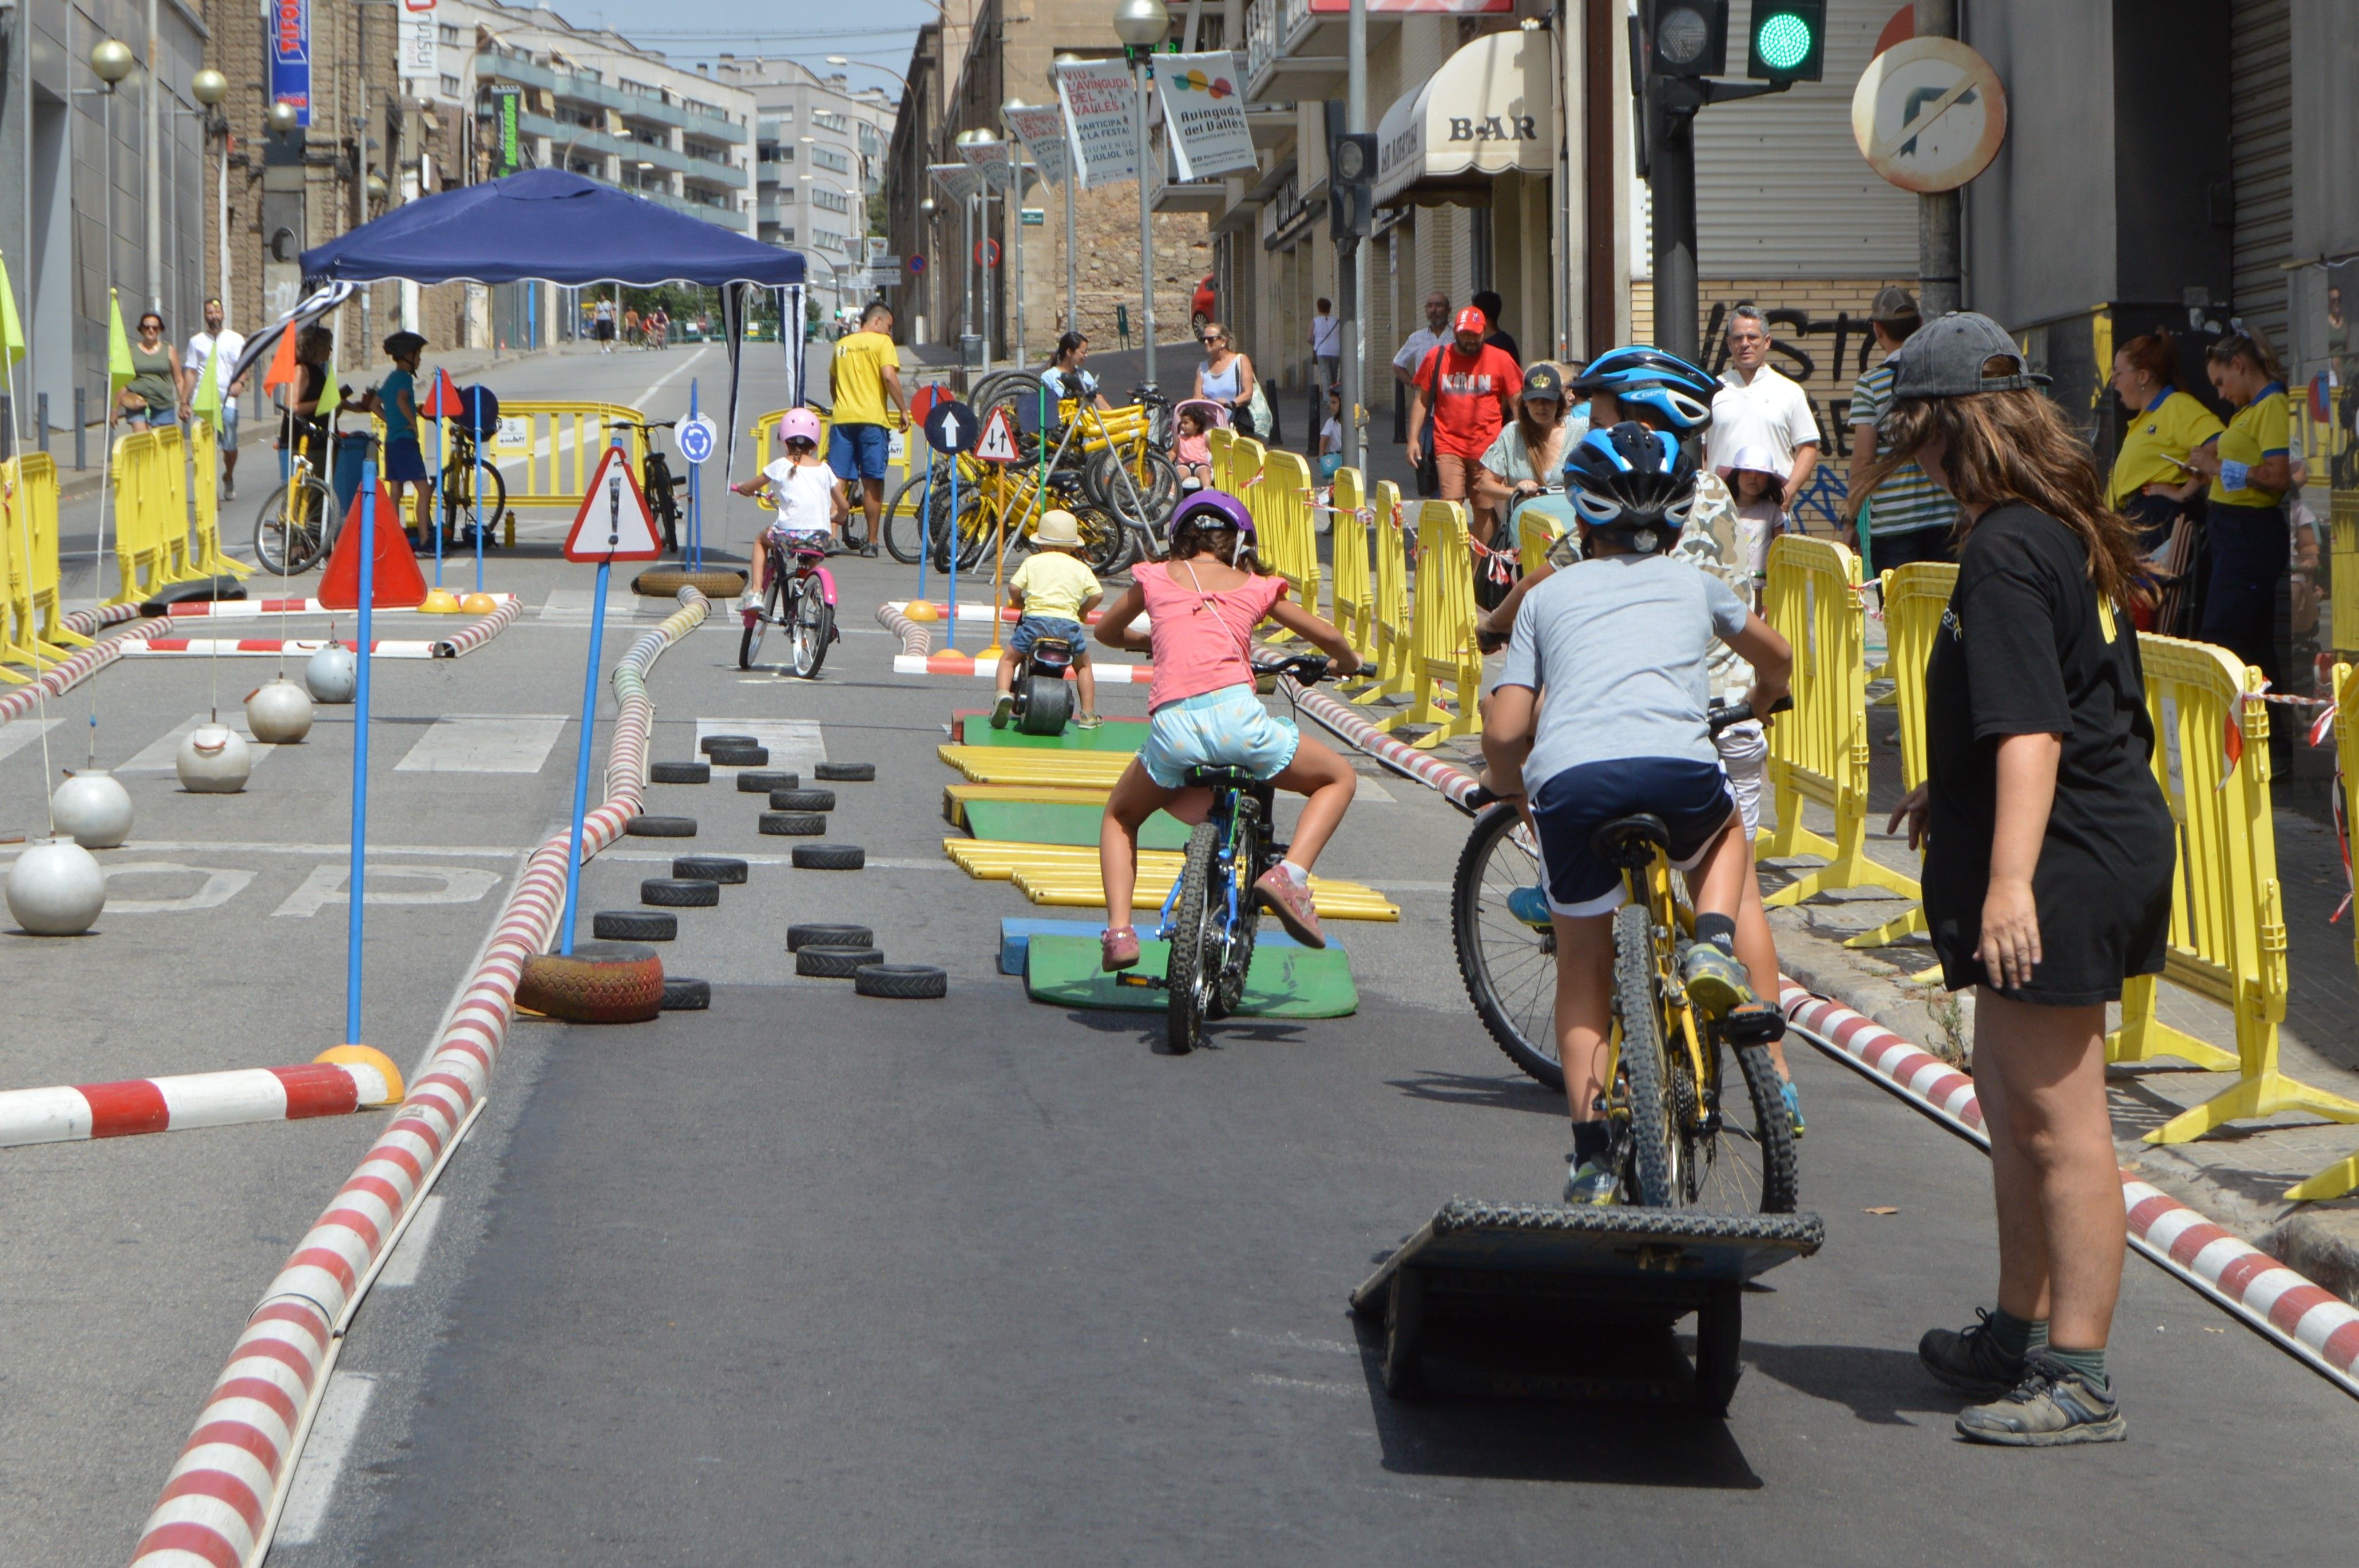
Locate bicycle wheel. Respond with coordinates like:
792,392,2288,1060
883,471,939,563
253,476,334,575
1087,446,1178,531
1070,504,1132,577
443,452,508,536
788,572,834,678
1682,1034,1799,1214
1452,802,1561,1089
1611,903,1678,1208
738,563,783,671
1164,820,1219,1054
1211,804,1261,1019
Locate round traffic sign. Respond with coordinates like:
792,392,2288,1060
909,254,927,275
922,398,980,454
974,239,1002,269
1851,37,2007,194
675,414,717,466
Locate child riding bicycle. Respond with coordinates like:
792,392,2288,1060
1479,419,1793,1205
731,408,846,607
993,508,1105,731
1092,489,1364,970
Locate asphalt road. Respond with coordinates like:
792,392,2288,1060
7,344,2358,1566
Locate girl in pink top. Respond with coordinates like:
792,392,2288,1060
1091,489,1363,971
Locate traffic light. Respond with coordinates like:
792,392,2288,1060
1746,0,1826,84
1329,132,1376,241
1641,0,1729,80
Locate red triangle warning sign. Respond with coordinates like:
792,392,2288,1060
564,444,664,562
319,482,430,609
975,406,1022,464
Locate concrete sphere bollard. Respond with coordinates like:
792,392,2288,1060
177,724,252,793
6,837,107,935
51,770,134,849
245,678,315,744
306,642,358,703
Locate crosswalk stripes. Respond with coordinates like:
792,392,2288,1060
695,718,827,773
537,590,657,625
118,714,277,772
395,715,569,773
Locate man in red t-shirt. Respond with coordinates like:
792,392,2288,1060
1406,306,1521,542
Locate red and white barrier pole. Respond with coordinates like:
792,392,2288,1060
0,1051,402,1148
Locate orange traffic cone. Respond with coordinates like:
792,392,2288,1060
318,483,430,610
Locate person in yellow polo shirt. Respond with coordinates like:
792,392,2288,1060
827,300,908,557
2105,329,2222,555
2183,328,2291,686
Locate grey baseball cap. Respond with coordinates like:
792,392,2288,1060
1889,311,2050,398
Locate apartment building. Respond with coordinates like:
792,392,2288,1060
711,57,896,325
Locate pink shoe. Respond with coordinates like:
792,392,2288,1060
1253,867,1327,949
1101,926,1141,971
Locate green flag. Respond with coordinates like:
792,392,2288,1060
317,351,340,417
106,289,135,390
191,335,223,429
0,249,24,370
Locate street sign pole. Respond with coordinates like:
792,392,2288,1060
1916,0,1962,316
344,465,379,1047
688,377,701,570
559,473,620,955
471,390,487,591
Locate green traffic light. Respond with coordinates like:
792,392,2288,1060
1754,12,1811,70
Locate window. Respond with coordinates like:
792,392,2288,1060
812,187,850,214
619,77,656,97
438,23,461,43
441,74,462,96
812,145,849,174
775,187,795,204
812,109,846,132
779,227,796,243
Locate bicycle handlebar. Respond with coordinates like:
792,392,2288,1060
606,419,678,431
1454,696,1793,817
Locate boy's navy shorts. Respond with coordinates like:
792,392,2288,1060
1529,756,1736,918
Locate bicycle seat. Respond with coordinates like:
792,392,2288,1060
1591,813,1671,869
1181,765,1259,790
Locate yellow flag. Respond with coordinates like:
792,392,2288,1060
0,249,24,370
106,290,136,390
191,336,223,429
318,350,340,414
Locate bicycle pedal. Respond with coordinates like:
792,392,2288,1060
1112,971,1164,989
1722,1004,1787,1046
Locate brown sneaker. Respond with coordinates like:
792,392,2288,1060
1253,866,1327,948
1101,926,1141,971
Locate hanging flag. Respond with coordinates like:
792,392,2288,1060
106,290,136,391
422,367,463,420
1002,103,1072,188
1150,52,1257,181
263,315,301,396
1056,59,1141,189
0,249,25,370
191,338,223,430
317,348,341,417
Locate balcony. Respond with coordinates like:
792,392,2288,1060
1242,0,1345,104
1147,128,1228,215
478,50,731,136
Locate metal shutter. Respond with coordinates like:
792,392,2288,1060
2229,0,2294,359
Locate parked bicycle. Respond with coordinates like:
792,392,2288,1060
605,418,689,553
252,427,344,575
436,414,509,546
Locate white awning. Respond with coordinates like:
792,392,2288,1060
1374,30,1557,207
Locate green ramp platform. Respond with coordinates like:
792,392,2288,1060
951,711,1148,751
962,798,1190,851
998,916,1307,975
1024,934,1357,1017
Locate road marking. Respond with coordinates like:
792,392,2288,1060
100,862,255,912
635,344,711,408
395,715,567,773
0,839,525,859
375,1194,445,1288
1227,1327,1355,1355
274,1371,378,1545
538,590,655,624
604,850,952,871
272,863,504,917
1247,1372,1357,1395
0,717,65,763
694,717,826,773
117,713,276,773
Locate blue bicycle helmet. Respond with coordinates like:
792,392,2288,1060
1569,346,1719,434
1561,421,1698,553
1167,486,1256,550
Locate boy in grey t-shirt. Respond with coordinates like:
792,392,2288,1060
1481,420,1791,1205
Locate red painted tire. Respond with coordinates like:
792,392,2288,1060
516,942,665,1023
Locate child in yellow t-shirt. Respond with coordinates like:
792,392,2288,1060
994,510,1104,729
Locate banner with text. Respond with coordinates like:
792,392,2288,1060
1056,59,1140,190
1151,52,1256,181
1002,102,1072,189
398,4,438,85
269,0,312,126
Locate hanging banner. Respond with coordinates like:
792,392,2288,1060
958,138,1018,192
1002,102,1072,188
928,161,984,204
1151,51,1256,181
1055,59,1140,190
397,3,438,86
489,85,524,175
269,0,312,126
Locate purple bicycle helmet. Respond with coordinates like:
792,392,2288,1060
1166,487,1255,550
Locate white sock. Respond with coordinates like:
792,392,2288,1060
1280,860,1310,887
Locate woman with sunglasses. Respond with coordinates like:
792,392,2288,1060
1193,323,1261,438
117,312,179,430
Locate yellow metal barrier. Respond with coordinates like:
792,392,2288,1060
2289,662,2359,1198
1252,448,1321,622
2115,636,2359,1156
106,431,176,606
2331,490,2359,656
1757,534,1920,908
1327,467,1375,666
1844,561,1958,950
149,424,213,587
1208,426,1236,494
1514,505,1565,578
0,453,87,661
1392,500,1482,748
490,402,648,511
184,420,252,580
1354,483,1414,705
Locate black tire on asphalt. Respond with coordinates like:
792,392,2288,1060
707,745,769,767
792,844,866,870
760,811,827,836
788,923,875,951
813,761,875,782
854,963,947,999
514,942,665,1023
768,788,836,812
625,815,697,837
641,878,721,908
671,855,748,884
661,976,712,1011
635,567,747,599
736,770,800,793
1613,902,1679,1209
699,735,759,756
796,944,886,978
649,760,711,784
1163,820,1218,1054
593,909,677,941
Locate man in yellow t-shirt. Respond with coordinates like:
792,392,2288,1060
827,301,908,557
994,510,1104,731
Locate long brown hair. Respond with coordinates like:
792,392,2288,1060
1847,376,2148,606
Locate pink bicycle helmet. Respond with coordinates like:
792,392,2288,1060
778,408,823,447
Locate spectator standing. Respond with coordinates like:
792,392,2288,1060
1309,298,1341,389
2103,329,2221,555
1706,304,1819,505
1391,292,1451,489
1406,307,1520,545
1876,312,2172,1447
592,296,616,353
2182,327,2293,688
116,312,178,430
827,300,907,558
1473,362,1573,531
1846,288,1962,570
178,297,248,500
1194,322,1264,438
1042,331,1112,412
1472,290,1520,366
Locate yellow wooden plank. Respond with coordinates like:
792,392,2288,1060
941,837,1397,919
937,744,1133,785
941,783,1113,827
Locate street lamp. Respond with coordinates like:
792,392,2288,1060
1051,53,1084,339
1000,98,1034,363
956,126,996,370
83,40,134,489
190,68,231,332
267,101,302,136
1111,0,1169,386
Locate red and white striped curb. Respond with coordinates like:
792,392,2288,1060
128,589,709,1568
876,600,930,657
124,638,443,659
153,594,517,616
0,610,177,726
1778,983,2359,1399
433,592,524,658
0,1059,401,1148
1284,678,1482,807
891,651,1153,682
890,600,1115,625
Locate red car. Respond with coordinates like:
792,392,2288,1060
1191,274,1216,332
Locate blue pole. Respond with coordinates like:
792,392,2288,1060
561,475,624,954
946,453,959,651
472,390,487,592
345,465,378,1045
430,389,446,588
688,378,701,570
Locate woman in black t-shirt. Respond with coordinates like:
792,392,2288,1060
1861,312,2172,1448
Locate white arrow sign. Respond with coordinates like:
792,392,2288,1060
562,444,664,562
